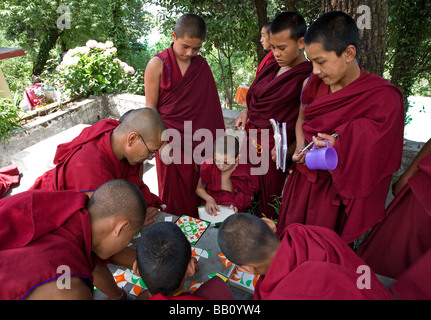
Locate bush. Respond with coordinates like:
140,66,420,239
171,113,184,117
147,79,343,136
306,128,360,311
0,98,23,141
49,40,145,99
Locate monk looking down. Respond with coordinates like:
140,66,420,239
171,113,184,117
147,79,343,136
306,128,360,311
144,13,225,218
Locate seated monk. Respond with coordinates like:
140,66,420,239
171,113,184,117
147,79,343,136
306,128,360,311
217,213,394,300
29,107,166,299
0,179,147,300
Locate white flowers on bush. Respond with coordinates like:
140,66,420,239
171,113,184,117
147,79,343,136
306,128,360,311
58,40,132,74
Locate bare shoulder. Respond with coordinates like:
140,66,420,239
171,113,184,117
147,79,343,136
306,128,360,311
302,76,310,88
25,276,93,300
145,56,163,74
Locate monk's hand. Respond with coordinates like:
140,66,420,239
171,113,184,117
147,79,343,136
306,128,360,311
205,197,220,216
271,145,277,162
292,145,306,164
144,207,160,226
312,133,337,148
230,204,239,213
234,109,248,130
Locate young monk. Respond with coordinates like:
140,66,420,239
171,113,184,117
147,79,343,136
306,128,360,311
0,179,147,300
356,139,431,281
276,11,405,244
134,222,234,300
144,14,225,218
256,22,275,75
196,134,259,214
234,12,312,219
217,213,393,300
29,107,166,299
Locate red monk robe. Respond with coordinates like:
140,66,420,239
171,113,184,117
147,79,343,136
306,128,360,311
154,43,225,218
389,247,431,300
199,159,259,212
256,50,275,75
254,223,393,300
244,60,312,219
276,69,405,243
0,164,20,198
29,119,162,207
357,153,431,279
0,190,96,300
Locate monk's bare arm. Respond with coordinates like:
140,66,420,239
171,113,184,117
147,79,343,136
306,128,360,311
25,277,93,300
196,178,219,215
144,57,163,110
292,78,309,164
393,138,431,195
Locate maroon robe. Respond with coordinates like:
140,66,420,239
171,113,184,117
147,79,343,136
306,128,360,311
389,248,431,300
244,60,312,219
256,50,275,75
154,44,225,217
0,190,96,300
199,159,259,212
29,119,162,207
357,153,431,279
277,70,405,243
0,165,20,198
254,224,393,300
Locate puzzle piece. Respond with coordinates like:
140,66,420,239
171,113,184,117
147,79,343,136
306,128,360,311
189,282,202,292
176,215,210,245
113,268,147,296
229,266,259,293
218,253,232,267
191,246,211,260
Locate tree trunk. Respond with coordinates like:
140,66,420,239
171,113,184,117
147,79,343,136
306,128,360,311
321,0,388,76
32,27,60,76
253,0,269,63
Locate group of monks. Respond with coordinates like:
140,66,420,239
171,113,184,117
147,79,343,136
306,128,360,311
0,10,430,300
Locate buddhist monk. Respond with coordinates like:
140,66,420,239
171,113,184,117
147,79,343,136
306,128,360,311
144,13,225,218
276,11,405,244
29,107,166,299
196,134,259,214
256,22,275,75
134,222,234,300
234,12,312,219
217,213,393,300
0,179,147,300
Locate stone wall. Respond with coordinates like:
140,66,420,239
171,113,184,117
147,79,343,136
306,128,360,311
0,93,242,168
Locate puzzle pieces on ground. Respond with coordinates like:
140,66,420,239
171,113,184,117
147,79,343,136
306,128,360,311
175,215,210,245
113,268,147,296
229,266,260,294
191,246,211,260
218,253,233,267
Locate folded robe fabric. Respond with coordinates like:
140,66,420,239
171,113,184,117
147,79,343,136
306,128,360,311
30,119,162,207
254,224,394,300
0,190,94,300
277,70,405,243
154,43,225,217
0,164,20,198
357,153,431,279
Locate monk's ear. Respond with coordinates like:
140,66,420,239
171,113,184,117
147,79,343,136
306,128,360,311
114,218,131,237
343,45,357,63
127,132,140,147
297,37,305,50
132,260,141,277
171,30,177,42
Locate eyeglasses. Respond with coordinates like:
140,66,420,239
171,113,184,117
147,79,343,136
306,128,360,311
138,134,157,159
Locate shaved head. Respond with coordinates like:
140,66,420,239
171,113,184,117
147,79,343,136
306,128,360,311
218,213,279,266
119,108,166,144
86,179,147,230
